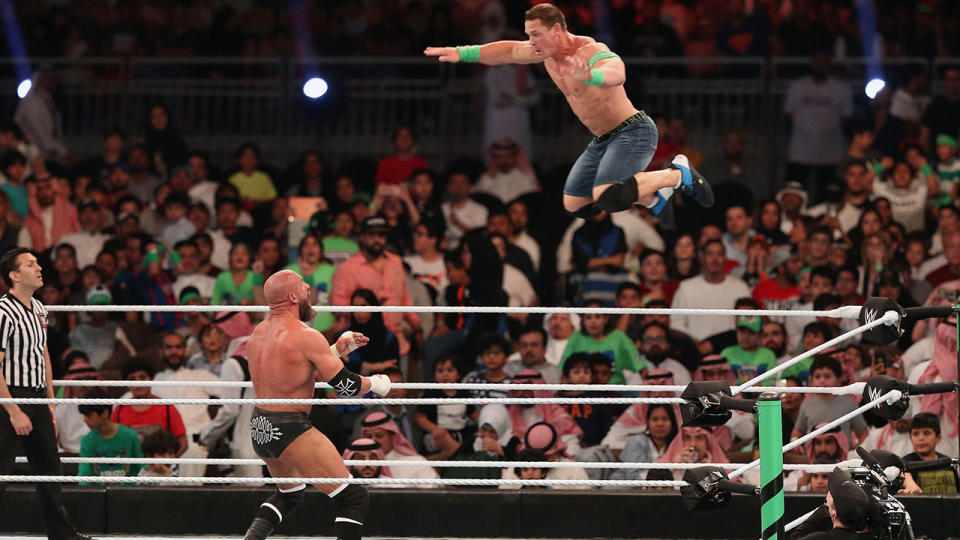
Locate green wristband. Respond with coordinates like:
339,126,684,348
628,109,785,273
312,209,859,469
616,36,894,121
920,164,933,176
584,68,604,86
873,162,885,175
456,45,480,63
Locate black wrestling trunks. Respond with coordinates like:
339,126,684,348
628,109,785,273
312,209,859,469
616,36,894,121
250,407,314,459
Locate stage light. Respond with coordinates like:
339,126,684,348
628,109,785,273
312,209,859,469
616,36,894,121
16,78,31,99
865,78,885,99
303,77,328,99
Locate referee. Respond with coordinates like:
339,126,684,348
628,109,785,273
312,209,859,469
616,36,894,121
0,248,89,540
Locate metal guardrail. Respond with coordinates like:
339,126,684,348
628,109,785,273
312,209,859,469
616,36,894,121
0,55,946,194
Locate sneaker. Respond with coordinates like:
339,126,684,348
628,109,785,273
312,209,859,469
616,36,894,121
646,190,674,227
670,154,714,208
65,533,93,540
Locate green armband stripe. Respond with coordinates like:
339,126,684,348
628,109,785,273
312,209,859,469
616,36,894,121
457,45,480,63
920,164,933,176
584,68,604,86
588,51,619,67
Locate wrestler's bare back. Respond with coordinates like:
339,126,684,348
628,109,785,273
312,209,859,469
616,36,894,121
247,316,336,414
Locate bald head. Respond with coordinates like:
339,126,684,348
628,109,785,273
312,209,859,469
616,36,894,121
264,270,303,306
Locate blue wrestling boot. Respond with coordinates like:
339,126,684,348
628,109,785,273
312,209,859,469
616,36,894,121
671,154,714,208
647,191,675,228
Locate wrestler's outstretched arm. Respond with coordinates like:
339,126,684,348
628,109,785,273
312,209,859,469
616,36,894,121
302,329,390,397
424,41,542,65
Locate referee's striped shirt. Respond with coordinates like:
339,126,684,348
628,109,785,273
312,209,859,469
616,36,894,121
0,293,48,390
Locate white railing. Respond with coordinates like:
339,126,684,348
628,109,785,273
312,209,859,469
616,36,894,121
0,55,941,187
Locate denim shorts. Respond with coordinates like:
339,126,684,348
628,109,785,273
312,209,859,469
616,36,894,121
563,113,659,199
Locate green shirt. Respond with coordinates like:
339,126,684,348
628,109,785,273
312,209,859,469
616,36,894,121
560,330,645,385
323,237,359,265
78,424,143,484
212,270,263,305
284,261,336,331
228,169,277,202
780,357,814,383
720,345,778,385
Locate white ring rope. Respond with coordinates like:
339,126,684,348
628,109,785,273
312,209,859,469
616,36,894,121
51,380,867,395
0,396,686,405
11,456,843,473
732,311,898,394
0,475,684,487
45,304,864,318
727,388,903,480
786,509,820,533
12,305,899,499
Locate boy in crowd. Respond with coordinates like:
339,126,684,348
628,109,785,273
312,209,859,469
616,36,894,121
556,353,615,447
138,429,181,480
514,448,549,489
902,413,959,493
786,265,836,351
560,299,644,384
462,334,513,399
415,354,475,456
934,134,960,199
782,321,833,382
720,315,777,385
112,358,189,455
589,353,614,385
559,353,593,390
78,390,144,483
791,356,868,447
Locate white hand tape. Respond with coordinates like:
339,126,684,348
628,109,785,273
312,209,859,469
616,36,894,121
369,374,391,396
341,331,360,354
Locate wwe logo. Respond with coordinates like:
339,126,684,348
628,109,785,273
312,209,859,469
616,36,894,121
867,385,884,403
334,377,358,397
863,308,878,325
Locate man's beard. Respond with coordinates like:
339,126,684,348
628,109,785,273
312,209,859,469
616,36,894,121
522,354,542,366
165,355,184,370
645,348,666,365
299,297,316,323
766,342,785,357
364,243,384,258
815,451,838,461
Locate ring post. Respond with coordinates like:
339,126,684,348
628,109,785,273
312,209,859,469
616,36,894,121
758,392,784,540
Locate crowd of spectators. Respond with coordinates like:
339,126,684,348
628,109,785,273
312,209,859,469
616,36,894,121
7,0,960,65
1,2,959,495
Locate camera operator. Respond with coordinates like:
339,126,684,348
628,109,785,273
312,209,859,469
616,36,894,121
789,468,872,540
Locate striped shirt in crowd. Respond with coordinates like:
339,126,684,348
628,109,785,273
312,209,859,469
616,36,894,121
0,293,49,390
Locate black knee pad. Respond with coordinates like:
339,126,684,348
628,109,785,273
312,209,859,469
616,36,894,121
330,483,369,525
270,486,305,518
244,485,305,540
594,179,639,213
260,486,306,526
567,203,601,219
331,483,369,540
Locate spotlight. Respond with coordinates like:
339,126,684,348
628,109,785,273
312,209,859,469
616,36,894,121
865,78,885,99
16,79,31,99
303,77,328,100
